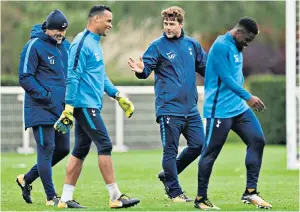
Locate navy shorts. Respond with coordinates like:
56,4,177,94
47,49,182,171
72,108,112,160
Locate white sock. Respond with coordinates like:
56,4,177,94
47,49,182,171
106,183,122,201
61,184,75,202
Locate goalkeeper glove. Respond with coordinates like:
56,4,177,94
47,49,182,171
54,104,74,134
115,92,134,118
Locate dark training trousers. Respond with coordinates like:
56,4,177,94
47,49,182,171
24,125,70,200
159,114,205,198
71,108,113,161
197,109,266,197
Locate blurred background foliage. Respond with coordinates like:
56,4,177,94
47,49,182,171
1,1,285,86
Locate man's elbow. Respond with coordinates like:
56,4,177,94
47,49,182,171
19,74,29,87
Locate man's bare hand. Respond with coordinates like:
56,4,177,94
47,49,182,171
247,96,266,112
128,57,144,73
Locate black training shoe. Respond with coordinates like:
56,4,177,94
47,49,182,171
58,199,87,208
16,174,32,204
242,190,272,209
109,194,140,208
157,170,171,198
194,197,220,210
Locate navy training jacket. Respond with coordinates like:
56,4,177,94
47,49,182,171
136,30,207,121
18,23,70,129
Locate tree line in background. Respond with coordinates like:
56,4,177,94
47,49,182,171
1,1,285,86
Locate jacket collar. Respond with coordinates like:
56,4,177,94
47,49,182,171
163,29,185,40
84,28,101,42
225,31,236,45
30,22,65,45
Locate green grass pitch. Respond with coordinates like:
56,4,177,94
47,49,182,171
1,143,299,211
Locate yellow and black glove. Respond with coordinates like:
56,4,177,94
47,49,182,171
115,92,134,118
54,104,74,134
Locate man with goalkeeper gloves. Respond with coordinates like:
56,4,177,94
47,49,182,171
54,5,140,209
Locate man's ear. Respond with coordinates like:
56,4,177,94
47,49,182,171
94,15,101,23
180,22,184,28
236,28,244,33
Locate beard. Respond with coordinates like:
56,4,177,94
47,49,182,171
233,37,244,52
235,40,246,52
236,43,244,52
53,34,63,44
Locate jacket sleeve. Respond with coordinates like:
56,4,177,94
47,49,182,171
104,72,119,98
212,43,252,101
195,42,207,77
65,42,86,106
18,39,51,103
135,43,160,79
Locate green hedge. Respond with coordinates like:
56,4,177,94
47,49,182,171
247,75,286,144
1,75,19,86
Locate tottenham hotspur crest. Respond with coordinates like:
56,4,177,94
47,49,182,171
216,119,221,128
92,109,96,117
188,47,193,55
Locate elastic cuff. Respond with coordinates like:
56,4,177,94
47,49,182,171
65,104,74,111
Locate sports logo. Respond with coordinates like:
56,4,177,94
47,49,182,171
234,54,240,63
166,52,176,60
94,53,101,61
48,55,54,65
216,119,221,128
188,47,193,55
92,109,96,117
166,116,170,124
62,23,67,28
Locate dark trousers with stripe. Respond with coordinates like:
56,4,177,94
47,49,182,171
197,109,266,197
159,114,205,198
71,108,113,160
24,125,70,200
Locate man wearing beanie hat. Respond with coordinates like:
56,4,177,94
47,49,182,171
54,5,139,209
45,9,68,44
17,9,70,206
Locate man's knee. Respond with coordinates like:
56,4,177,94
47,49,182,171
163,150,178,161
191,142,203,153
72,147,90,160
97,141,112,155
252,134,266,149
39,141,55,155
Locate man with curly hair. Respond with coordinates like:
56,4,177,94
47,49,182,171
128,6,207,202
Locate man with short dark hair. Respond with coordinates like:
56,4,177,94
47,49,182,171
194,17,272,210
17,9,70,206
54,5,140,209
128,6,206,203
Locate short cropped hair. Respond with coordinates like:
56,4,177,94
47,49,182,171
161,6,185,24
88,5,112,18
238,17,259,35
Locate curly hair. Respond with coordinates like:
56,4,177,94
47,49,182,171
238,17,259,35
161,6,185,24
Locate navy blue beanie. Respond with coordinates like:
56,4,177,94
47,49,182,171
46,9,68,30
